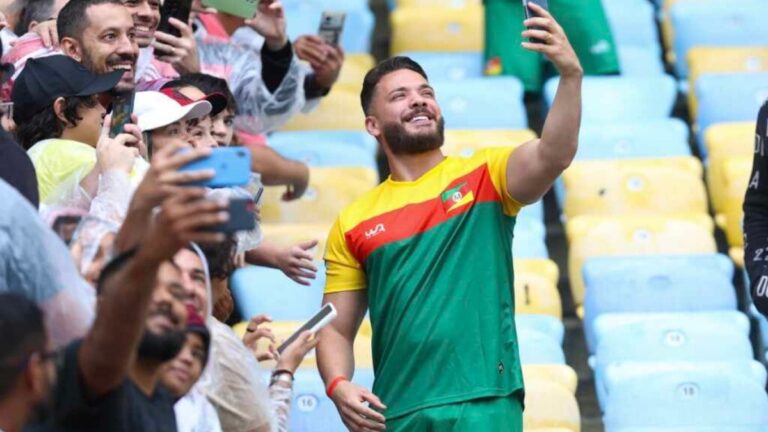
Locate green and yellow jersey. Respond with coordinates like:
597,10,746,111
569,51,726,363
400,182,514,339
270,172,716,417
324,147,525,419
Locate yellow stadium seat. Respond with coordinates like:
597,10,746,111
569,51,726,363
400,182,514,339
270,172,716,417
563,157,708,220
715,156,751,248
261,167,379,224
280,88,365,131
731,246,745,269
390,5,483,54
515,258,560,286
515,272,562,319
443,129,537,158
567,215,716,307
524,379,581,432
335,53,374,90
261,223,332,261
705,122,754,213
687,47,768,118
397,0,481,8
526,429,574,432
523,364,578,395
233,320,373,369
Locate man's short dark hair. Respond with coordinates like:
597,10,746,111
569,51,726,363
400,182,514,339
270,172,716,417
57,0,123,42
15,95,99,150
360,56,428,116
16,0,55,36
0,293,45,400
177,73,238,113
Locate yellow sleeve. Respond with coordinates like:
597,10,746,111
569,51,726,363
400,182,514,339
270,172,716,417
483,147,524,216
323,217,367,294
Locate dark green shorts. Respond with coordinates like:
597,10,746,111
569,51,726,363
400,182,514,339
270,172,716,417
484,0,620,92
386,394,524,432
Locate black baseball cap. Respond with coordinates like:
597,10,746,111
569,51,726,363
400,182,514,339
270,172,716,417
11,55,125,123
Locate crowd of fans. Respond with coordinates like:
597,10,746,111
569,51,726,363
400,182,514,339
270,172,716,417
0,0,345,430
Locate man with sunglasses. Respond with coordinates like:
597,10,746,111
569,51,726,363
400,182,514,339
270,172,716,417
0,293,58,432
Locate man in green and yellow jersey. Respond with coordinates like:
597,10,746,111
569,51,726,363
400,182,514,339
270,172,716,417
317,5,582,430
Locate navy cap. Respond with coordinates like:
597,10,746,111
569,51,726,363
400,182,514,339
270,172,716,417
11,55,124,123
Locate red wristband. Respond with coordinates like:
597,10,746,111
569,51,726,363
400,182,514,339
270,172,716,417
326,376,348,398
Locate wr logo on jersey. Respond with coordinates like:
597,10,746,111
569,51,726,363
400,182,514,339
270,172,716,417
365,223,386,239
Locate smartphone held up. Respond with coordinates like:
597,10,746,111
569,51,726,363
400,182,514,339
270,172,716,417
157,0,192,38
523,0,549,44
318,11,345,46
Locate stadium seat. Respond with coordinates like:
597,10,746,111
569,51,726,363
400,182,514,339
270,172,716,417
599,361,767,411
390,5,483,54
517,314,564,345
704,122,754,212
518,199,544,223
519,329,566,365
515,258,559,286
524,380,581,432
670,0,768,78
513,218,549,259
602,368,768,430
284,368,376,431
270,137,378,171
261,223,332,261
261,167,378,224
284,3,375,53
566,214,717,309
716,156,751,248
433,78,527,129
617,46,665,76
602,0,658,49
523,364,578,395
442,129,536,158
336,53,375,89
562,157,708,220
398,51,483,81
231,263,326,322
515,267,562,319
280,88,366,131
582,254,737,352
576,119,690,161
268,130,378,155
544,75,677,123
695,72,768,153
687,47,768,118
394,0,481,8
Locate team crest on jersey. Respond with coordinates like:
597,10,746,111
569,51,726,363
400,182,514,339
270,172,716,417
440,182,475,213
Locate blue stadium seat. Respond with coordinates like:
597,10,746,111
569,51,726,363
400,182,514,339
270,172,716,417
282,368,375,432
282,0,368,9
518,199,544,223
670,0,768,78
617,46,665,76
268,131,378,155
513,218,548,259
544,75,677,123
576,119,690,161
695,73,768,157
270,138,378,171
399,51,483,81
516,314,564,345
231,263,326,321
519,329,566,365
603,368,768,430
598,361,767,412
284,3,375,53
592,311,752,386
602,0,658,49
434,77,527,129
582,254,737,352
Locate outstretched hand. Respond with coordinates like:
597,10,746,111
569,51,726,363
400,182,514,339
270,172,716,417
521,3,582,78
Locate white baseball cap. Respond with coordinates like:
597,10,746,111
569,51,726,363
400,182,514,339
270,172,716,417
134,90,212,132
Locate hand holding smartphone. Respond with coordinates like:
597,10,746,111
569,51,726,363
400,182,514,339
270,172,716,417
109,90,135,138
157,0,193,38
277,303,337,354
318,11,345,46
522,0,549,44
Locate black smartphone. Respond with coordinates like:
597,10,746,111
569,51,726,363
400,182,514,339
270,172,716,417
109,90,135,138
318,11,345,46
157,0,192,38
523,0,549,44
205,197,256,233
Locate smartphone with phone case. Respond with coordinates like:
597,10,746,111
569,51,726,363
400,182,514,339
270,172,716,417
157,0,192,38
206,197,256,232
179,147,252,188
277,303,337,354
109,90,135,138
522,0,549,44
318,11,345,46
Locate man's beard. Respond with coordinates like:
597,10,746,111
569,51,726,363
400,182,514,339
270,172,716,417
382,117,445,155
137,328,186,363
